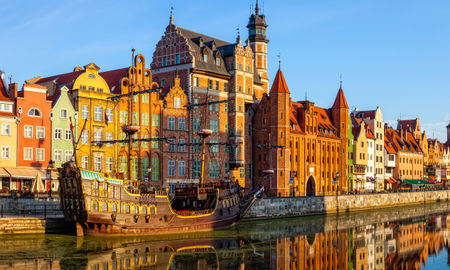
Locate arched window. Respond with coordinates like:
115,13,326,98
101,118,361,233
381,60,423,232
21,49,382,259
28,108,42,117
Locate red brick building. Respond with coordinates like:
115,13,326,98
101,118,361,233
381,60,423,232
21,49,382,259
252,69,349,197
149,4,269,188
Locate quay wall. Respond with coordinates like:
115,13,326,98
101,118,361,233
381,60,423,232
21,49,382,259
245,190,450,219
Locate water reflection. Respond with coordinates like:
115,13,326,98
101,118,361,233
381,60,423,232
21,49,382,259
0,203,450,269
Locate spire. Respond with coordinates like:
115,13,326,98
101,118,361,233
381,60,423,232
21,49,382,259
255,0,260,15
332,87,349,109
269,69,290,94
169,6,174,25
277,53,281,70
236,26,241,43
339,73,343,89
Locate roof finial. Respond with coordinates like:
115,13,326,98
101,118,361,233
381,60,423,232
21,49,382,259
169,5,174,25
236,25,241,43
339,73,343,89
255,0,259,15
277,53,281,70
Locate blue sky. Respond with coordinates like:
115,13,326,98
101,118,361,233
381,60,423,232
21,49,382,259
1,0,449,141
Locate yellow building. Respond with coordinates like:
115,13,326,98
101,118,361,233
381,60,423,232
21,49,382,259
36,63,117,174
351,118,368,192
0,75,18,181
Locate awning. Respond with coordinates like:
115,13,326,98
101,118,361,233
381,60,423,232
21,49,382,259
80,169,104,181
402,179,434,186
385,178,397,184
4,167,46,179
0,168,9,177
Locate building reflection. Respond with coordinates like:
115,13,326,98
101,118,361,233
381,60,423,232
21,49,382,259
1,212,450,269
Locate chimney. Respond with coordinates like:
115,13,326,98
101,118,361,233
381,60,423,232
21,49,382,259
8,83,17,99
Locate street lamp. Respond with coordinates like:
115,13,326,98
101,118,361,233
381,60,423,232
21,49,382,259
46,160,55,198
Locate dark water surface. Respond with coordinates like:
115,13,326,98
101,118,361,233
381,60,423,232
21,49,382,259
1,202,450,269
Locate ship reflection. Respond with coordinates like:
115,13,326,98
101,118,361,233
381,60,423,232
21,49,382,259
1,204,450,269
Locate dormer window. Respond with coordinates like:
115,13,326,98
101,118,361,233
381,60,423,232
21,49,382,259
215,57,220,66
200,39,204,47
203,54,208,62
28,108,42,117
88,73,95,79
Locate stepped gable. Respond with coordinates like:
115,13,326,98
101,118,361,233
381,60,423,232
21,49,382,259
269,69,290,94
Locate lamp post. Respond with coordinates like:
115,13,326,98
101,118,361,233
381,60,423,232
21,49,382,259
335,172,340,213
46,160,55,198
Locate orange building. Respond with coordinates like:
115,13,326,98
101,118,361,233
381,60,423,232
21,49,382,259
150,4,269,188
252,69,349,197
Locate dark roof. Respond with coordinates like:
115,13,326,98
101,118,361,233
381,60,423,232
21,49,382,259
356,110,376,119
398,119,418,132
36,69,84,90
176,27,232,76
99,67,129,94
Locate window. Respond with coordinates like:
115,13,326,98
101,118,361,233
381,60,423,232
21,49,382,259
106,108,113,123
94,155,102,171
88,86,95,91
36,148,45,161
194,138,201,152
210,140,219,152
132,112,139,125
54,128,62,140
215,81,219,90
175,54,180,64
79,85,86,90
65,150,73,162
168,161,176,176
28,108,41,117
163,57,167,66
168,117,175,130
54,150,62,161
96,88,103,93
152,157,159,181
203,54,208,62
193,160,201,178
178,139,186,152
119,111,128,123
82,105,89,119
194,77,199,87
60,109,68,119
161,79,165,87
106,157,113,172
1,123,10,136
193,118,201,131
80,156,88,169
94,130,102,142
94,106,103,121
36,126,45,139
1,146,10,159
215,103,219,112
238,63,242,70
142,94,149,104
81,131,89,144
178,161,186,177
210,120,219,133
152,114,160,127
24,147,33,160
65,129,72,140
106,132,113,146
209,161,220,178
208,80,212,89
240,167,245,178
248,163,253,179
178,117,186,130
216,58,220,66
169,141,176,152
174,97,181,108
0,103,12,112
24,125,33,138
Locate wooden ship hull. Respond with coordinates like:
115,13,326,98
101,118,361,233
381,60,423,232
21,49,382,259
58,162,258,236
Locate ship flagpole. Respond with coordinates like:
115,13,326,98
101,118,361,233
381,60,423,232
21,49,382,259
127,48,136,186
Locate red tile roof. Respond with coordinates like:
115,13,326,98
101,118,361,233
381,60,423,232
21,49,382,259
331,88,349,109
365,126,375,140
99,67,129,94
36,70,84,88
269,69,290,94
384,137,396,154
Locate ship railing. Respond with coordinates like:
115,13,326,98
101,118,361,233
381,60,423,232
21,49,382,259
155,190,167,196
175,209,213,216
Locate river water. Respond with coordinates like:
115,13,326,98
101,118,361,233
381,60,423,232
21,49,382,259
1,203,450,269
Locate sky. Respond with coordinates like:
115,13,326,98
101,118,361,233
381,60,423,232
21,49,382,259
1,0,449,141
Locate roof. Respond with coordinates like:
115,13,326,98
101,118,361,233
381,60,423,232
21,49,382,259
176,26,231,77
332,88,349,109
35,69,84,89
99,67,129,94
384,138,396,154
269,69,290,94
0,73,11,102
365,126,375,140
356,110,376,119
24,83,47,89
398,119,418,132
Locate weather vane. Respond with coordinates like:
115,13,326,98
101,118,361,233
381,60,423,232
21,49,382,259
277,53,281,69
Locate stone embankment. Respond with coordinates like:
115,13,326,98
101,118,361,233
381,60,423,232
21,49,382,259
245,189,450,219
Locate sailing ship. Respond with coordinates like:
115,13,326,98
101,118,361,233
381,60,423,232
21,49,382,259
58,50,265,236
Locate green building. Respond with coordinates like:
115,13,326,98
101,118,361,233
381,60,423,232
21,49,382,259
50,86,77,168
348,116,354,192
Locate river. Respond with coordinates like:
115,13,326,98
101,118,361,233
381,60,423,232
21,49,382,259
0,202,450,269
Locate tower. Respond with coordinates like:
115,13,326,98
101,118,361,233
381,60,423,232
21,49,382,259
269,69,291,197
247,0,269,94
331,86,349,193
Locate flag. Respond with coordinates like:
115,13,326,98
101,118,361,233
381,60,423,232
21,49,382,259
69,117,73,131
104,111,109,126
